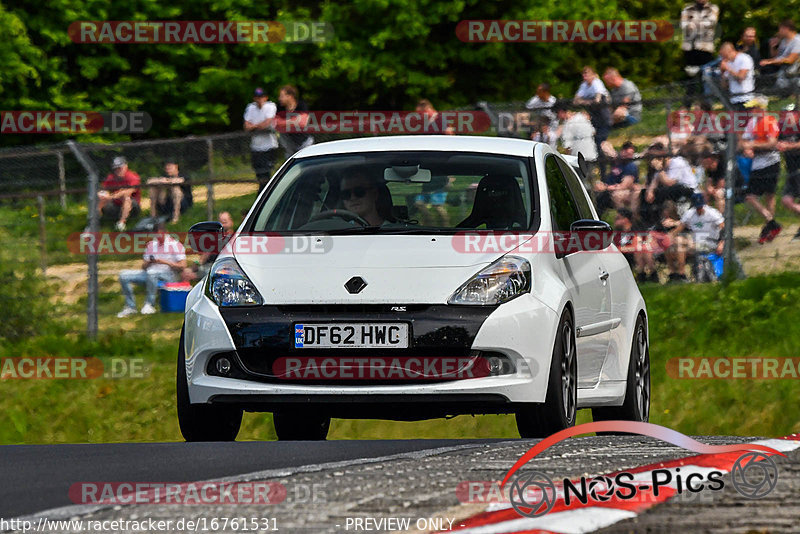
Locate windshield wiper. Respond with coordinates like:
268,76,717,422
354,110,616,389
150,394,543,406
323,226,449,235
324,225,384,235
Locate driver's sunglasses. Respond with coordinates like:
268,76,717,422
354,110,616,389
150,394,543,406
340,186,372,200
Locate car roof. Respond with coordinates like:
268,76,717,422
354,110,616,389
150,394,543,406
294,135,544,159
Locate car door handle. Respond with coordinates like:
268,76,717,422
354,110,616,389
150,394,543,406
599,270,609,281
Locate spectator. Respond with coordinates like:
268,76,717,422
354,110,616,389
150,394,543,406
415,99,455,135
530,117,559,149
117,221,187,317
740,96,782,243
602,68,643,127
594,141,641,216
680,0,720,104
573,66,612,172
638,141,671,227
147,158,192,224
244,87,279,189
736,27,761,71
668,193,725,281
525,83,558,129
614,208,658,283
719,42,755,108
700,150,726,212
97,156,141,231
644,145,699,205
760,19,800,85
555,103,597,182
778,104,800,240
657,200,685,281
277,84,315,157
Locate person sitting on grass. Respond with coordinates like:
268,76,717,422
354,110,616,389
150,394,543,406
117,221,186,317
147,158,192,224
97,156,141,231
614,208,658,283
666,193,724,283
594,141,641,216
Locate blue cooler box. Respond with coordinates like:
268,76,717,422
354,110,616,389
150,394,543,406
159,282,192,312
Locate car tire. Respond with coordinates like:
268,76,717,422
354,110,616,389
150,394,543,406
272,411,330,441
516,309,577,438
592,315,650,424
177,326,243,442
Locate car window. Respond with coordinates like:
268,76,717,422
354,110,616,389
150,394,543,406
556,157,594,220
544,155,581,232
250,152,535,233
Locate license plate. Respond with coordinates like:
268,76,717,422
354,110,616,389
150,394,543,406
294,323,409,349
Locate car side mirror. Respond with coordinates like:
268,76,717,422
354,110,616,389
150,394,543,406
189,221,223,233
188,221,224,254
569,219,614,252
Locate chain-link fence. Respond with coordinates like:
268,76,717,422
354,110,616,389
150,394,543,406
3,71,800,338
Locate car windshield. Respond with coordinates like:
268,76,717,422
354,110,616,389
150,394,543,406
250,151,534,233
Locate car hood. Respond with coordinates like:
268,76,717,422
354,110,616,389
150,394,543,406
231,234,523,304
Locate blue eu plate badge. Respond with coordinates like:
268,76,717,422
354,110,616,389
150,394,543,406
295,324,304,348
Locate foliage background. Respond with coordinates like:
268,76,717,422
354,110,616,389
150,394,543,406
3,0,800,145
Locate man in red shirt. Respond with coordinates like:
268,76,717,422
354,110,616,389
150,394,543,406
98,156,141,231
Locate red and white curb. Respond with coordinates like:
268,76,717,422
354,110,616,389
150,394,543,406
450,435,800,534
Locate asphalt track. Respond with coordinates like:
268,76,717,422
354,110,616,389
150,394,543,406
0,440,493,519
3,436,798,533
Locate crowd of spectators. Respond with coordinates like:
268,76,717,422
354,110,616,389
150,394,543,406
99,7,800,315
512,9,800,284
102,82,311,314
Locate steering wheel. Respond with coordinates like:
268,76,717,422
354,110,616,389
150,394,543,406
309,209,371,227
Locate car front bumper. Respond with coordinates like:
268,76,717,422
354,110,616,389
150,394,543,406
184,292,558,416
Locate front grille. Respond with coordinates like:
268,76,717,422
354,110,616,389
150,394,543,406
276,304,430,314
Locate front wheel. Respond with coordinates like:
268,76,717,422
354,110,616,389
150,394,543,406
516,309,577,438
273,411,330,440
592,315,650,423
177,327,243,441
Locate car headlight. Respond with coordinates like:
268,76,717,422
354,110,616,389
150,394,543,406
207,257,263,307
448,256,531,306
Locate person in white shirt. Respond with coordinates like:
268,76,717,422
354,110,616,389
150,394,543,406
574,66,612,174
244,87,279,189
525,83,558,130
719,42,754,107
666,154,700,189
556,103,597,182
666,193,724,282
645,145,708,207
117,222,187,317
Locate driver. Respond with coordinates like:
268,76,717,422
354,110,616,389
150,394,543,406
340,171,386,226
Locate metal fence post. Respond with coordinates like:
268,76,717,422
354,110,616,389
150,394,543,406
702,73,743,283
37,195,47,274
57,152,66,209
665,98,673,155
68,140,99,339
206,138,215,221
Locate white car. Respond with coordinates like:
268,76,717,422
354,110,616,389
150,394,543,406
178,136,649,441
